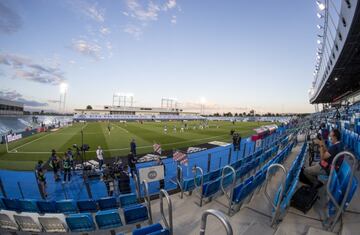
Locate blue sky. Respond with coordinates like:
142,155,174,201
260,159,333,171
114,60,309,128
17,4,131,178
0,0,319,113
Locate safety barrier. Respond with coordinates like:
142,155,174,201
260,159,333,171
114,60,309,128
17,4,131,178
199,209,233,235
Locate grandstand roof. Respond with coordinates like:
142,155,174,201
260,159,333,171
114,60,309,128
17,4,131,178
311,3,360,104
0,98,24,108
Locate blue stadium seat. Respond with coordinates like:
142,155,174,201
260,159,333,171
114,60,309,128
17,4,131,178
222,173,235,188
337,161,351,189
95,209,123,230
209,169,221,181
132,223,170,235
56,199,77,214
124,204,149,224
119,193,137,208
66,213,95,232
77,199,98,213
202,178,221,198
37,200,57,213
2,198,20,211
97,197,118,210
182,178,195,192
232,176,253,204
18,199,39,213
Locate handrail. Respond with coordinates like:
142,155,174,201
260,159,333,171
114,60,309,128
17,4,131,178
193,166,204,206
220,165,236,215
159,189,173,235
199,209,233,235
326,151,356,231
142,180,153,224
133,174,141,200
176,165,184,199
264,163,287,226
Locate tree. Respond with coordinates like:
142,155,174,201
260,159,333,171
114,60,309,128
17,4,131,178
86,105,93,110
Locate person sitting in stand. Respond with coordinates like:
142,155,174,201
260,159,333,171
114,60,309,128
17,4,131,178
303,129,343,188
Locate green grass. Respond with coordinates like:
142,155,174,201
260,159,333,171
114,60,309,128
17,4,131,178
0,121,269,171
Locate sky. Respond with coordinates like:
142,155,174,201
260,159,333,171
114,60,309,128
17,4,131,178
0,0,320,114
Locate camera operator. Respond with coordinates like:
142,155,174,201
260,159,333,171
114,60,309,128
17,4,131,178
102,165,115,196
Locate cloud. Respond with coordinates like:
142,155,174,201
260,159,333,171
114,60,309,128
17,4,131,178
71,39,102,59
171,15,177,24
0,90,48,107
99,26,110,35
69,0,105,23
123,24,143,40
164,0,176,11
0,1,22,34
0,53,65,85
84,4,105,22
123,0,178,39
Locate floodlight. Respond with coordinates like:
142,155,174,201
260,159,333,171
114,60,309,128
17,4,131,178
316,1,326,11
59,82,68,94
200,97,206,104
317,24,323,29
317,39,322,44
317,13,324,19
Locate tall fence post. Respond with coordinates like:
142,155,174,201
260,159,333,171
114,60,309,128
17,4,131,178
61,183,68,200
0,177,7,198
17,182,24,199
84,179,93,199
34,173,46,200
243,143,247,158
228,148,232,164
207,153,211,173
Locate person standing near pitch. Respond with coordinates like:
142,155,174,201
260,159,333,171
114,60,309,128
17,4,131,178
96,146,104,170
107,122,111,135
130,139,137,156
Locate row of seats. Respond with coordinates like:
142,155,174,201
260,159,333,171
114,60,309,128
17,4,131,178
327,159,358,217
200,145,281,203
342,128,360,160
273,142,307,219
0,203,149,233
0,193,137,214
230,142,295,210
180,135,285,194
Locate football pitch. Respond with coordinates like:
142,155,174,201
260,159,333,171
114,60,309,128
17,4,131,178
0,121,269,170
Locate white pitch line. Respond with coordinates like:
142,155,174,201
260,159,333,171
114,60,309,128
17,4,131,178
8,134,230,154
8,123,88,153
112,124,129,133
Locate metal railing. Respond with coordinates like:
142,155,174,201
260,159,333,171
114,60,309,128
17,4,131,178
199,209,233,235
193,166,204,206
326,151,356,231
264,163,287,226
159,189,173,235
176,165,184,199
220,165,236,215
142,180,153,224
133,174,141,200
